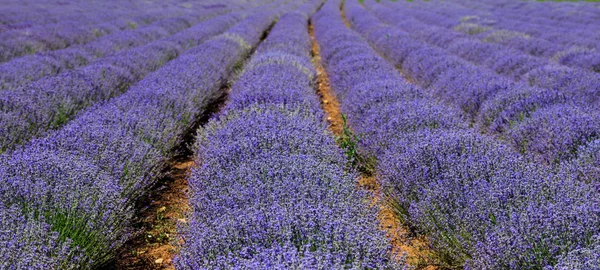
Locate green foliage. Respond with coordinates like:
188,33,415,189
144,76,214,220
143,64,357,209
127,21,138,29
336,114,361,166
335,114,376,175
48,210,109,265
24,44,35,55
51,105,70,129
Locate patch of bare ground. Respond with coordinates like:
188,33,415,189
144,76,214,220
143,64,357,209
113,20,271,269
114,87,230,270
114,159,192,270
311,8,440,269
309,24,344,135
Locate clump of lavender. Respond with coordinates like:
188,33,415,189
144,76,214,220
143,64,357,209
0,2,286,267
176,4,405,268
318,1,600,268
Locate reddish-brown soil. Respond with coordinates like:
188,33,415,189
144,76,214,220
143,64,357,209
312,8,440,268
115,159,192,270
112,77,231,269
309,24,344,135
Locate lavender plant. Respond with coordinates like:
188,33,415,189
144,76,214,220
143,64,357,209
315,0,600,268
0,2,284,267
0,12,245,153
176,4,405,268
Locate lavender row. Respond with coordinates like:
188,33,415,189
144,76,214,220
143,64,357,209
0,1,136,32
367,1,600,190
457,0,600,32
456,0,599,48
0,16,150,63
392,0,600,72
0,0,166,29
176,3,403,267
400,0,600,51
0,11,252,153
318,1,600,269
363,1,600,165
0,0,268,90
463,12,600,53
0,1,224,63
367,2,600,110
459,19,600,73
0,3,282,267
0,12,221,90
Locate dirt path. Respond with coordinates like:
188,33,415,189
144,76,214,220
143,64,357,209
114,87,230,269
114,159,192,269
311,7,439,269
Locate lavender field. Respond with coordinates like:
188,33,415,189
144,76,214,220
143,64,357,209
1,0,599,269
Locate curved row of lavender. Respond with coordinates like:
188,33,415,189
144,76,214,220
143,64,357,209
366,2,599,112
379,0,600,75
0,0,233,63
367,0,600,181
176,0,401,269
445,1,598,49
175,1,405,268
0,0,185,31
0,1,293,267
0,4,239,91
0,9,258,153
316,0,600,269
376,1,600,98
458,2,600,74
361,0,600,193
360,0,600,168
455,0,599,42
0,16,149,63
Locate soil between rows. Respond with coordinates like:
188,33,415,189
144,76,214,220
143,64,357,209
113,88,230,269
313,6,440,268
114,12,438,270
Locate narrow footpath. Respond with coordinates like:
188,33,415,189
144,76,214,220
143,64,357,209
114,90,230,269
310,9,439,268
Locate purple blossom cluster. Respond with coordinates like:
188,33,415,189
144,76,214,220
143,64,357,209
552,236,600,270
175,2,404,268
0,12,248,153
0,3,281,267
315,0,600,269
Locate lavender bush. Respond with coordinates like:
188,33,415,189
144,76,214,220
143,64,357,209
314,0,600,268
176,3,404,268
0,2,284,267
0,0,236,63
0,12,246,153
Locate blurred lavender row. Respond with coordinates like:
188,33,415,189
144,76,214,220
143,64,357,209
0,1,290,267
176,1,405,268
375,1,600,97
316,0,600,269
0,8,260,153
0,0,204,30
360,0,600,167
0,2,247,91
0,0,237,63
384,0,600,74
455,0,599,38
